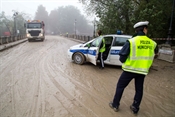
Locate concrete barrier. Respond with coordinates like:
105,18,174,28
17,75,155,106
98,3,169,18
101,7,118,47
0,35,26,45
158,44,175,63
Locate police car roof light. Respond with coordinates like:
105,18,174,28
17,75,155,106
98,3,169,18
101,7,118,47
117,30,122,35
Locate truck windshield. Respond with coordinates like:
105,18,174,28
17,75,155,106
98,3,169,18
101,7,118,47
27,23,42,28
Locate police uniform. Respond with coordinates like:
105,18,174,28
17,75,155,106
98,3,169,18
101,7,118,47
109,21,158,114
99,37,105,69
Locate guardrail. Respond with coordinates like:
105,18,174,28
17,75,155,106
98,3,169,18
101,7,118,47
0,34,174,62
63,34,175,42
0,35,26,45
62,34,93,42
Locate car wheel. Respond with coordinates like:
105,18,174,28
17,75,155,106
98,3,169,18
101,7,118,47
73,53,85,65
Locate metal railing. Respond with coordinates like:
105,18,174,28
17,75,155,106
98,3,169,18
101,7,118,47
0,35,26,45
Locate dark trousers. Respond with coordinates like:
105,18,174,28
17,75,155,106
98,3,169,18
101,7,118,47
112,71,145,109
99,52,104,68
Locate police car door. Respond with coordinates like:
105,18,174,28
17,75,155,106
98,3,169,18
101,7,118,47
87,36,102,65
110,36,130,65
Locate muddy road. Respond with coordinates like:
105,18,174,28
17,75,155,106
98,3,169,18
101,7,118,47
0,35,175,117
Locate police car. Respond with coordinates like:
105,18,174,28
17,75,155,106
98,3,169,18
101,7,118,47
67,34,132,66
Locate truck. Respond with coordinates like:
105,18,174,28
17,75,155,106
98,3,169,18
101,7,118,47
3,31,11,36
25,20,45,42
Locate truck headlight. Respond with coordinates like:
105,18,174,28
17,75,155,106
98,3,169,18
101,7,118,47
27,33,30,37
39,33,43,36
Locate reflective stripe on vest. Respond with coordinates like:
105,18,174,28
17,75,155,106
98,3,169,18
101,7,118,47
122,36,157,75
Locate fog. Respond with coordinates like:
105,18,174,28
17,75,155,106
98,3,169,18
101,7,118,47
1,0,86,18
0,0,96,36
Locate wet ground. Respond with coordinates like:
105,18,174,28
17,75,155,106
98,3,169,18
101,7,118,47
0,35,175,117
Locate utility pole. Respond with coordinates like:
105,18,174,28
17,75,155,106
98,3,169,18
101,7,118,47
93,18,96,38
166,0,175,45
74,19,77,37
13,12,18,36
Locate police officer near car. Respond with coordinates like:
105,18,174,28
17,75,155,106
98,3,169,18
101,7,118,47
97,30,106,69
109,21,158,114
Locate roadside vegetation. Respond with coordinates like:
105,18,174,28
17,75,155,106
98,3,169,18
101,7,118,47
0,0,174,44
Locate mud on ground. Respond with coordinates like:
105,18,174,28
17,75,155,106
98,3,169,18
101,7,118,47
0,36,174,117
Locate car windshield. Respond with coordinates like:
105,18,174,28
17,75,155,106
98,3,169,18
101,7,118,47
113,37,131,46
90,36,103,47
27,23,42,28
84,36,102,47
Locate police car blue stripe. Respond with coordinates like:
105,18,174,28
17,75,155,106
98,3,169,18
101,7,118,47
110,50,120,55
70,49,88,54
70,49,96,56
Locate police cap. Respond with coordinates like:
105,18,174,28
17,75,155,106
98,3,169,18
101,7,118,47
133,21,149,29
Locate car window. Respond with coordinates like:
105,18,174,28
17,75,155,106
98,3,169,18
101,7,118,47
104,36,113,44
113,37,130,46
91,36,103,47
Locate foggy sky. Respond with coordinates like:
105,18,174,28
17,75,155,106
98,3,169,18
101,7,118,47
0,0,85,18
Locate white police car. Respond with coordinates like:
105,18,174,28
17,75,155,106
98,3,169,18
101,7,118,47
67,34,132,66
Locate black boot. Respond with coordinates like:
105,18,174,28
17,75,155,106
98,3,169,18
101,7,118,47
130,105,139,114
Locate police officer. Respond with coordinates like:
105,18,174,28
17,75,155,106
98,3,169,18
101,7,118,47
109,21,158,114
97,30,106,69
66,32,68,38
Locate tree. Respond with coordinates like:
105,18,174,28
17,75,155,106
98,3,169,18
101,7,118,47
34,5,49,32
0,11,27,36
0,12,13,35
48,5,93,36
79,0,175,44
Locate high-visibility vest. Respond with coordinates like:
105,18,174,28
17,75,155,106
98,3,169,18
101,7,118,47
96,35,102,46
122,36,157,75
99,38,106,52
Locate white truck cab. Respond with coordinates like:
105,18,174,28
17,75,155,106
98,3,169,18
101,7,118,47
25,20,45,42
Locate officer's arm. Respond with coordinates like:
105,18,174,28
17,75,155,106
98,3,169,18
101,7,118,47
119,41,130,63
154,45,159,59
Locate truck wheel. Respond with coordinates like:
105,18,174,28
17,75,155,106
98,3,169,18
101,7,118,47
28,39,31,42
73,53,85,65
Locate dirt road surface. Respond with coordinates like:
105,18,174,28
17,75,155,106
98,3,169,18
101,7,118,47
0,36,175,117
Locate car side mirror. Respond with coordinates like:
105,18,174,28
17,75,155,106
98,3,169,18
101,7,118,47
85,43,91,48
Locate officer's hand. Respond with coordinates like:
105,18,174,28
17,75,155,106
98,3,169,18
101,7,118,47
154,54,158,59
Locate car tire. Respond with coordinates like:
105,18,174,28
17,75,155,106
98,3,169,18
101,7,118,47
73,52,85,65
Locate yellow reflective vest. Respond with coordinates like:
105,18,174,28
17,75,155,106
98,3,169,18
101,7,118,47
122,36,157,75
99,38,106,52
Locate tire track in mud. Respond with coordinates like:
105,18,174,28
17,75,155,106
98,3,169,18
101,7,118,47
0,42,31,117
25,39,59,117
53,63,110,101
0,38,58,117
1,36,175,117
46,54,111,116
45,61,99,117
46,37,116,116
0,42,28,75
0,36,114,117
38,38,99,116
25,37,79,117
9,43,44,117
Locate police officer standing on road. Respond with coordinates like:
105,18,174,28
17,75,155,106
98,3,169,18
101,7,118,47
109,21,158,114
66,32,68,38
97,30,106,69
